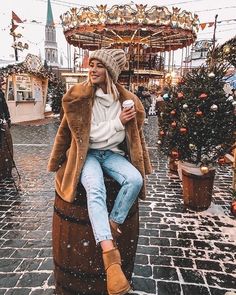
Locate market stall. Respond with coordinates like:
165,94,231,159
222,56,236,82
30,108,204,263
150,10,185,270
1,54,49,123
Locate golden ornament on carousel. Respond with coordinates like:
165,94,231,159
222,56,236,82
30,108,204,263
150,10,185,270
200,166,209,174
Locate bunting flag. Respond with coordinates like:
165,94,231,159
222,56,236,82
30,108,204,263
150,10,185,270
11,23,18,32
12,11,23,23
200,22,215,30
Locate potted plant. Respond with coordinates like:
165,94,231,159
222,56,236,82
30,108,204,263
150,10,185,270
158,63,236,211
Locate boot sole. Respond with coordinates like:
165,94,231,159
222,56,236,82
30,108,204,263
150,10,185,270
108,285,132,295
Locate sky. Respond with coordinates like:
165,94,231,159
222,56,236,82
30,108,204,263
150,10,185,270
0,0,236,67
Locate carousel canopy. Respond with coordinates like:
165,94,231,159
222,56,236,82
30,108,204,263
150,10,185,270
60,4,199,52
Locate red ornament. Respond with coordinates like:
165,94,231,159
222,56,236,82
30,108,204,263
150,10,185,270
159,130,165,136
180,127,187,134
170,109,176,115
218,157,226,165
171,121,177,127
196,110,203,117
199,93,208,100
171,150,179,158
177,92,184,99
231,200,236,216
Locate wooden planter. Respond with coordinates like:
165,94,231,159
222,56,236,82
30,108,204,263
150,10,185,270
52,177,139,295
0,124,13,180
182,169,215,211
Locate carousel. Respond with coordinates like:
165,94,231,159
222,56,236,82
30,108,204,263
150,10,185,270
60,4,200,88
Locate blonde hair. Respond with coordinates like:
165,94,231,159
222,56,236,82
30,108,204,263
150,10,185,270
87,68,119,101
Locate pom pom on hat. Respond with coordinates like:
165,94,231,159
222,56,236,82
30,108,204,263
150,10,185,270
89,49,126,83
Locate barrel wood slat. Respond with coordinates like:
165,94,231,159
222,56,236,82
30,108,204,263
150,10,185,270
52,177,139,295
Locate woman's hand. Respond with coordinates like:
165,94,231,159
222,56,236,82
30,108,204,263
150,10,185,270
120,107,136,125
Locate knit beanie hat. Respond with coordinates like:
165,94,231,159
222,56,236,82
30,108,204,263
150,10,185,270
89,49,126,83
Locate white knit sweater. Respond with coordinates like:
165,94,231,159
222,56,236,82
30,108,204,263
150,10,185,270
89,88,125,154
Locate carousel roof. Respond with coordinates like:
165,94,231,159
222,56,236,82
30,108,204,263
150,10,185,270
60,4,199,52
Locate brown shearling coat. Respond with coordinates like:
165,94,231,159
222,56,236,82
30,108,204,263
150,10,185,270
48,82,152,203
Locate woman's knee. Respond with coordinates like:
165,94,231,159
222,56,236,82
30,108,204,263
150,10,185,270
126,170,143,189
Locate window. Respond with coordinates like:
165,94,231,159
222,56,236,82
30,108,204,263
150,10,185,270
15,74,33,101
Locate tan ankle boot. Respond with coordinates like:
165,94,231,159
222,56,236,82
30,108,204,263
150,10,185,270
102,248,131,295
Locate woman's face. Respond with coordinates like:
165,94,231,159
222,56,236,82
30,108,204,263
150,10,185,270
89,59,106,87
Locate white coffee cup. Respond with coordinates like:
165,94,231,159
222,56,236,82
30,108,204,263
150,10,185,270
122,99,134,109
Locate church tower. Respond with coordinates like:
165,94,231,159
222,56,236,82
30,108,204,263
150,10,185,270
44,0,59,67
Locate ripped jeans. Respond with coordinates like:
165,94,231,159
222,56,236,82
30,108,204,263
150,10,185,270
80,149,143,244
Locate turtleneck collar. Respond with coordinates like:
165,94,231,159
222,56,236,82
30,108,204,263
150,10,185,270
95,88,114,107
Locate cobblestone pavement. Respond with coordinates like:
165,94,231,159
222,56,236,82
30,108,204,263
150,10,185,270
0,115,236,295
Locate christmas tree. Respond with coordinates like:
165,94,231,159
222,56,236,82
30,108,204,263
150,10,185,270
47,79,66,114
158,63,236,167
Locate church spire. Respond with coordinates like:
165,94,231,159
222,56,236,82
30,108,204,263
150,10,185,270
44,0,59,67
46,0,54,26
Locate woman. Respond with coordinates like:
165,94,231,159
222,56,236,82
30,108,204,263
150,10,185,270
48,49,152,295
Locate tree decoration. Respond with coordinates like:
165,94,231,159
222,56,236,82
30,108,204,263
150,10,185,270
163,93,169,101
208,72,215,78
177,92,184,99
183,103,188,109
159,130,165,136
231,190,236,217
200,166,209,174
158,63,236,166
171,150,179,158
209,36,236,68
227,95,234,102
210,104,218,111
199,93,208,100
180,127,187,134
171,121,177,127
196,110,203,117
189,143,196,149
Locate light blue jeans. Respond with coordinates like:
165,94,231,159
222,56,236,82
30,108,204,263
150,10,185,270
80,149,143,244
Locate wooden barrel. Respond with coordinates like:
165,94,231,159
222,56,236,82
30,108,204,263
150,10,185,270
182,169,215,211
52,177,139,295
0,124,13,180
